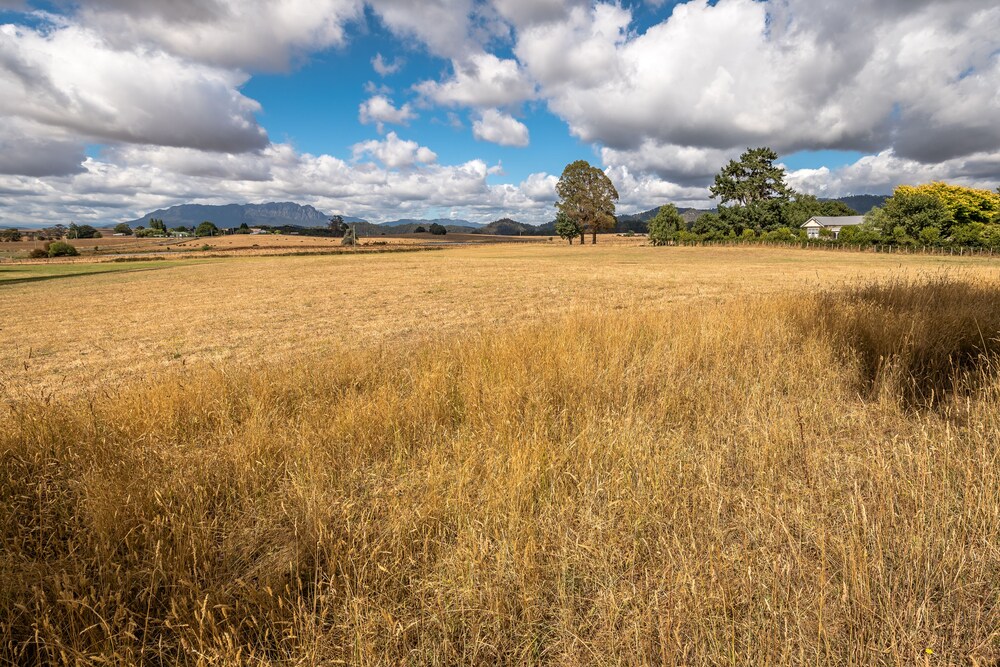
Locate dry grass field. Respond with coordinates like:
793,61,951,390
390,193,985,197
0,232,422,260
1,244,999,665
0,230,554,261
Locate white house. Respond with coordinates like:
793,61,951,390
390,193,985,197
801,215,865,239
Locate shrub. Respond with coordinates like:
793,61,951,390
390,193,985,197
196,221,219,237
429,223,447,235
47,241,79,257
950,223,985,247
29,248,47,259
980,224,1000,248
414,226,427,233
647,205,685,246
918,226,942,246
837,222,882,245
761,227,797,242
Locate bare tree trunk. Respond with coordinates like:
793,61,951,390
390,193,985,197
591,231,597,244
567,236,573,245
579,230,585,245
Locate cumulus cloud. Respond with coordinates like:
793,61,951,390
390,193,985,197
372,52,404,76
358,95,416,132
518,172,558,200
604,164,715,210
472,109,530,147
2,0,998,228
0,144,567,228
367,0,476,59
787,149,1000,199
492,0,585,28
351,132,438,168
601,142,738,185
518,0,1000,166
415,52,536,107
0,119,87,177
76,0,363,71
0,23,268,155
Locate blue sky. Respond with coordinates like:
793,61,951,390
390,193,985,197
0,0,997,225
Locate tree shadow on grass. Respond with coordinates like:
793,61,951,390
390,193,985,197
0,265,172,287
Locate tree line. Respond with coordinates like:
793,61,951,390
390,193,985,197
549,150,862,246
643,147,1000,248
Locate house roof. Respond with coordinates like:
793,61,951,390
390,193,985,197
801,215,865,228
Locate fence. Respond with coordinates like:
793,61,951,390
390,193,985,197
669,239,998,257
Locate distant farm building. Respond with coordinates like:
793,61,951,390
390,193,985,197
801,215,865,239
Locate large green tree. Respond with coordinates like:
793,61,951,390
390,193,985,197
556,160,619,245
875,190,953,240
710,147,793,211
647,204,686,245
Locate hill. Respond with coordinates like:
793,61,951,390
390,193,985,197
125,202,367,229
616,206,711,232
822,194,888,214
379,218,483,229
477,218,540,235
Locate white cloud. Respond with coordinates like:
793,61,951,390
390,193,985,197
0,141,573,228
372,52,404,76
601,142,738,184
491,0,585,28
77,0,363,71
0,118,87,177
604,164,714,210
516,0,1000,164
518,172,558,200
358,95,416,132
367,0,476,59
472,109,530,147
0,23,267,153
787,149,1000,199
2,0,999,229
351,132,438,168
415,52,536,107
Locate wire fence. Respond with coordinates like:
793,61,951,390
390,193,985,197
669,239,999,257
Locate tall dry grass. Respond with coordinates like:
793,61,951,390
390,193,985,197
1,278,998,665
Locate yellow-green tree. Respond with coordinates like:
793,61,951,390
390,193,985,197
895,182,1000,225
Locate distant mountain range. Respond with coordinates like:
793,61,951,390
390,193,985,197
124,202,367,229
121,195,888,237
379,217,484,229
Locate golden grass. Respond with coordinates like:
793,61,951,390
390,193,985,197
1,246,999,664
3,244,998,399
